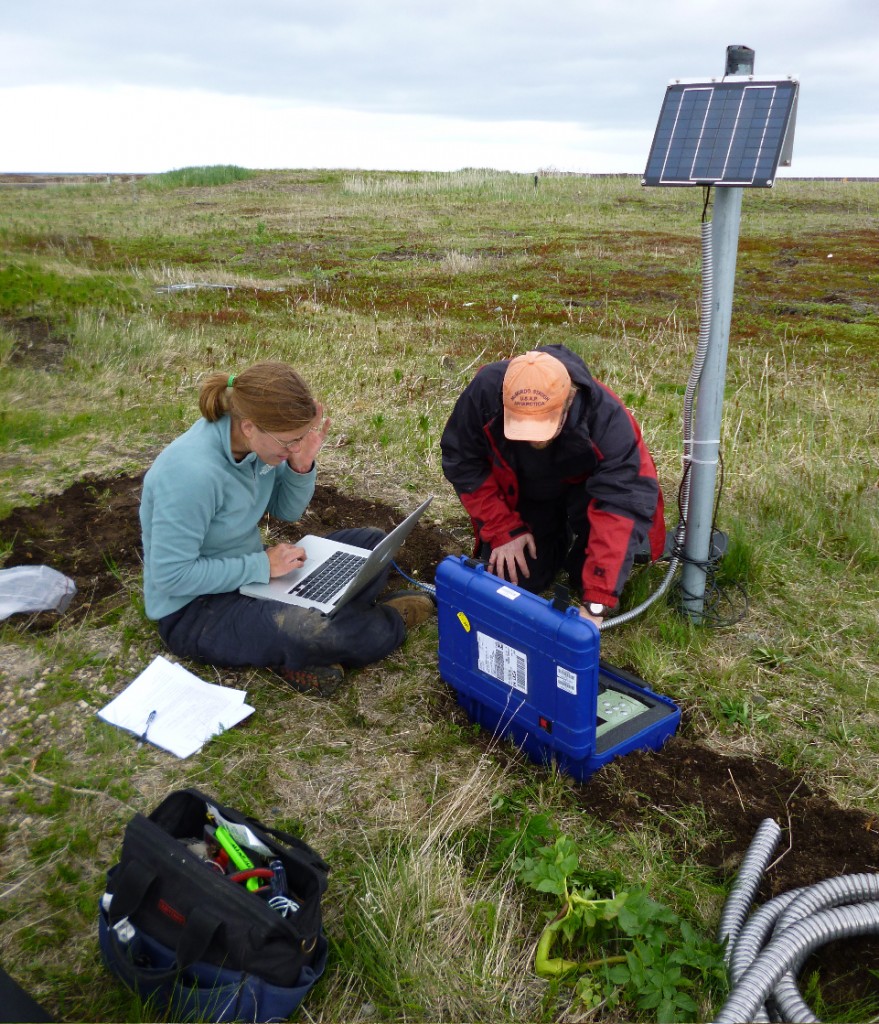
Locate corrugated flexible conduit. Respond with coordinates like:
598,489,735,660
601,219,714,630
712,817,879,1023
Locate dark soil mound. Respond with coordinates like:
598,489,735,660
573,737,879,1007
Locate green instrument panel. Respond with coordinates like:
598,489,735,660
595,685,652,738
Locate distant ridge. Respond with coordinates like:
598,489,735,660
0,171,875,187
0,172,147,187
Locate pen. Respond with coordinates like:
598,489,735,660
138,709,157,747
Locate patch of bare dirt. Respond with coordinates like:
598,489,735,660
576,738,879,1006
576,736,879,897
1,475,877,1008
3,316,69,370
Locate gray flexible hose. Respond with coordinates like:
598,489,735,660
717,818,782,963
716,903,879,1023
728,891,802,1023
712,818,879,1023
601,219,714,630
767,874,879,1022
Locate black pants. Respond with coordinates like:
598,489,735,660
0,965,53,1022
479,497,589,596
158,528,406,673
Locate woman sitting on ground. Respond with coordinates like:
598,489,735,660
139,361,434,696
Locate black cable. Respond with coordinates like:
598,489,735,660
667,451,749,626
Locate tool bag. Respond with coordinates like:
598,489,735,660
98,788,330,1022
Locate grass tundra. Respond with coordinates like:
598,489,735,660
1,167,877,1022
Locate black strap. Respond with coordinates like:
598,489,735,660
0,967,54,1023
104,916,181,989
175,904,225,969
108,857,156,923
107,854,226,974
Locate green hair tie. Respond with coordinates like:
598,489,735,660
227,374,236,388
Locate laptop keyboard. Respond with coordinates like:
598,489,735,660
288,550,368,602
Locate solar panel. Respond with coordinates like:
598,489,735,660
642,77,799,188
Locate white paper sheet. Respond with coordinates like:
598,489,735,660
96,655,254,758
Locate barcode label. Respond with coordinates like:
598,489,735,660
556,666,577,695
476,632,528,693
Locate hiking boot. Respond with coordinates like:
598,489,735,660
275,663,345,697
377,590,437,629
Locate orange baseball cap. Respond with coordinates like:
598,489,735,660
502,351,572,441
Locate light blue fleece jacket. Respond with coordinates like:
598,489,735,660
140,416,316,619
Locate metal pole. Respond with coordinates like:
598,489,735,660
680,185,743,621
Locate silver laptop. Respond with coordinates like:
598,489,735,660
240,496,433,616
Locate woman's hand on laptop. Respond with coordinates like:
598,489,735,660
267,544,307,577
286,404,331,474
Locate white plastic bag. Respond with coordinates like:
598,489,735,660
0,565,77,619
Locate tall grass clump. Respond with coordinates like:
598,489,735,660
142,165,255,189
331,834,536,1020
321,755,541,1020
344,168,538,198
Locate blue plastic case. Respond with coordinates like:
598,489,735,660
435,555,680,781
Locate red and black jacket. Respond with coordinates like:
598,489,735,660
440,344,665,608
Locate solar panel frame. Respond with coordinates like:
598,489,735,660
642,76,799,188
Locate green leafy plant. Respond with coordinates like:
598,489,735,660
715,695,771,729
516,834,727,1022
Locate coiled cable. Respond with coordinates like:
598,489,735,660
712,818,879,1023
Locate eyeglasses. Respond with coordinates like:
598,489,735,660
259,425,319,452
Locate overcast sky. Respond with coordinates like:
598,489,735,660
2,0,876,177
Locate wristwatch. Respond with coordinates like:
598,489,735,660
586,602,610,618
